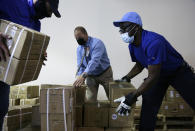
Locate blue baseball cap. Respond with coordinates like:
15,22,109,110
113,12,142,27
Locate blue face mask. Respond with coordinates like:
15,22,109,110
120,25,137,44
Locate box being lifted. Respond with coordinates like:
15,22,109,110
0,19,50,85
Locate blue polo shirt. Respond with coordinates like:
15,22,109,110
129,30,184,73
0,0,40,31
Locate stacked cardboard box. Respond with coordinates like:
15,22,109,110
10,85,39,99
0,19,50,85
3,105,32,131
40,86,75,131
74,82,136,131
159,86,194,117
32,104,41,127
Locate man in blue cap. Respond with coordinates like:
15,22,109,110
0,0,61,130
113,12,195,131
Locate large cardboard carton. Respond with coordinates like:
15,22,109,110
40,84,86,105
109,82,136,107
177,102,194,116
9,98,20,106
159,102,178,116
41,113,73,131
74,105,83,127
166,86,184,102
10,85,39,99
83,101,110,127
40,87,74,114
0,19,50,85
32,104,41,127
20,98,39,106
3,105,32,131
109,108,134,128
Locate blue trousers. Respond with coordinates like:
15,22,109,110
0,82,10,131
139,62,195,131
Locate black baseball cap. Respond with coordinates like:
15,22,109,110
48,0,61,18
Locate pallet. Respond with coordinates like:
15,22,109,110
134,114,195,131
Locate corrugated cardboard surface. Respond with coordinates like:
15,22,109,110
41,113,73,131
10,85,39,99
83,101,110,127
0,19,50,85
40,84,86,105
40,87,74,114
74,105,83,127
32,104,41,126
109,108,134,128
3,105,32,131
109,82,136,107
0,19,49,60
0,58,43,85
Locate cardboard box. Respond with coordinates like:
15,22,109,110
40,87,74,114
3,105,32,131
160,102,178,116
73,105,83,127
177,102,194,116
20,98,39,106
41,113,73,131
32,104,41,126
109,82,136,107
166,86,184,102
109,108,134,128
84,101,110,127
76,127,104,131
40,84,86,105
10,85,39,99
9,98,20,106
0,19,50,85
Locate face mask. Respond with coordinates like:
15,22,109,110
34,0,51,19
77,38,86,45
120,25,138,44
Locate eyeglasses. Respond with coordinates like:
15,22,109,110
119,24,136,34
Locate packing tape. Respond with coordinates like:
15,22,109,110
32,35,47,81
3,28,24,82
16,86,21,99
19,32,35,84
46,88,50,131
62,89,67,131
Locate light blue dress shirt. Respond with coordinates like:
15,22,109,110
77,36,110,76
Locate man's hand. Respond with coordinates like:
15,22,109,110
115,75,131,83
0,32,11,61
42,51,47,66
114,92,137,116
73,74,86,88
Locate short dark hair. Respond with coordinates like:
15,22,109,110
74,26,88,35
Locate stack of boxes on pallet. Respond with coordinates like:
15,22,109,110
134,86,195,131
39,82,136,131
0,19,50,85
3,85,40,131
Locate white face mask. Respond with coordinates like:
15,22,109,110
120,25,137,44
120,32,134,43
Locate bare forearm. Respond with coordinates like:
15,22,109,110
127,63,144,79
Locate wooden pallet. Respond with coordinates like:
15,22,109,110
134,114,195,131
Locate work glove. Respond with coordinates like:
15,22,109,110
114,92,137,116
115,75,131,83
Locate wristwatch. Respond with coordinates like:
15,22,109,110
82,73,88,79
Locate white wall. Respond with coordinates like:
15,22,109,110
24,0,195,103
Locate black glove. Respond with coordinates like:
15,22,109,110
115,75,131,83
114,92,137,116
